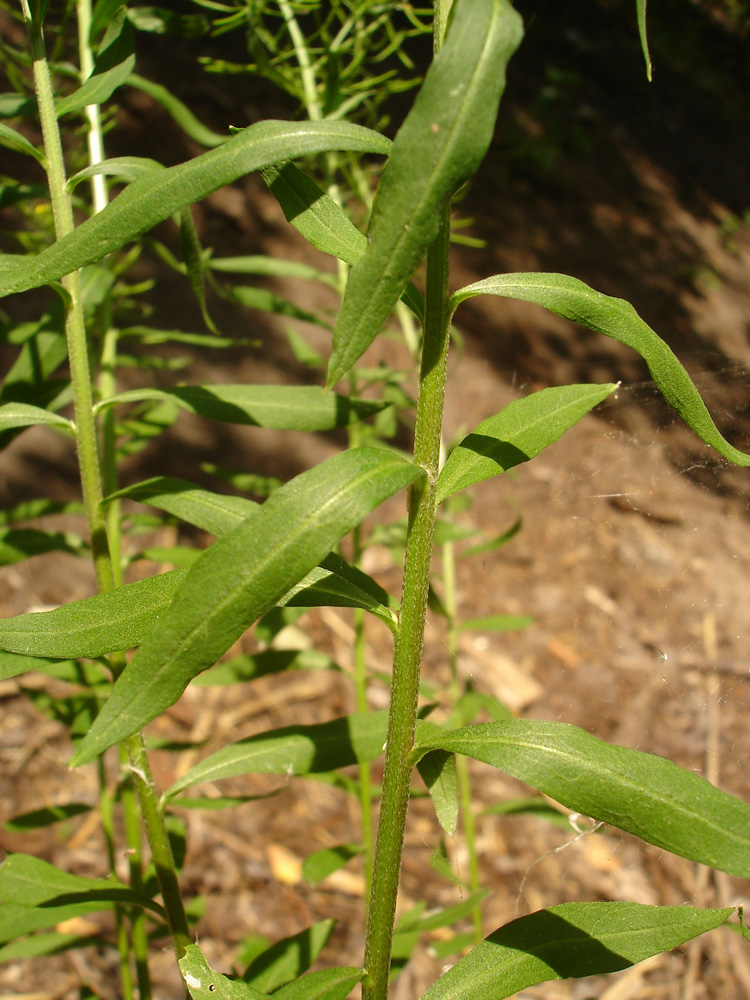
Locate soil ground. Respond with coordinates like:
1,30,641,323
1,2,750,998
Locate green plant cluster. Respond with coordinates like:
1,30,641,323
0,1,749,998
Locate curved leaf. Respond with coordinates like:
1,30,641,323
95,384,387,430
55,8,135,117
414,719,750,877
449,273,750,467
636,0,652,81
0,122,45,164
0,121,390,297
72,449,420,765
127,73,229,148
327,0,523,385
163,710,389,801
0,402,74,433
420,902,731,999
244,920,336,993
436,384,616,504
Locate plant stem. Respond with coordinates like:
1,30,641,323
99,757,135,1000
362,203,451,1000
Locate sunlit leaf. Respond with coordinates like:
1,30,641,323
0,930,104,964
180,944,268,1000
302,845,362,885
272,967,365,1000
56,8,135,116
243,920,335,993
0,401,74,433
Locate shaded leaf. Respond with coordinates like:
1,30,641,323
436,384,616,504
327,0,523,385
128,73,229,147
0,901,107,944
0,931,104,964
0,401,74,433
194,649,338,686
3,803,91,832
449,273,750,467
0,527,86,566
0,651,80,681
67,155,163,191
163,710,389,801
414,719,750,877
417,751,458,836
420,902,731,999
56,9,135,117
243,920,335,993
302,845,362,885
636,0,652,81
180,944,268,1000
0,122,45,164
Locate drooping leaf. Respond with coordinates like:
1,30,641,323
272,967,365,1000
0,901,108,944
180,944,268,1000
0,854,164,916
72,449,419,765
209,254,335,287
243,920,336,993
414,719,750,877
0,930,104,964
302,845,362,885
0,570,186,658
636,0,652,81
3,803,91,832
436,384,617,504
0,121,390,297
67,156,164,192
127,73,229,147
163,711,389,801
419,902,731,999
417,751,458,836
327,0,523,385
448,273,750,468
0,401,74,433
56,8,135,117
179,206,219,333
95,385,387,431
0,122,45,165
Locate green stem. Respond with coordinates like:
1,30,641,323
99,757,135,1000
362,204,451,1000
120,746,153,1000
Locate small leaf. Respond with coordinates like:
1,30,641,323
243,920,336,993
436,384,616,504
163,711,389,801
0,121,390,297
0,527,86,566
73,449,419,764
67,155,163,191
0,570,185,658
56,8,135,116
169,794,278,811
449,273,750,468
128,73,229,147
419,902,731,999
179,206,218,333
414,719,750,877
3,802,91,832
302,845,362,885
0,902,107,944
95,385,387,431
194,649,338,686
0,854,164,916
0,402,74,433
417,751,458,836
327,0,523,385
272,967,365,1000
0,122,45,164
636,0,652,81
180,944,268,1000
458,614,533,632
0,931,104,964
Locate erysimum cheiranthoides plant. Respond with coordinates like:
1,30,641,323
1,0,750,998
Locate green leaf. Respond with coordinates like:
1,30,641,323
0,121,390,297
128,73,229,148
180,206,219,334
163,710,389,801
95,385,387,430
3,803,91,832
0,122,45,165
0,931,104,964
458,614,533,632
243,920,336,993
168,794,278,811
73,449,419,765
209,255,335,286
417,751,458,836
272,967,365,1000
420,902,731,999
302,845,362,885
436,384,616,504
0,527,86,566
180,944,268,1000
195,649,338,686
67,156,164,192
0,902,107,944
327,0,523,385
636,0,652,82
0,651,79,681
0,570,186,658
56,8,135,117
0,401,74,433
449,273,750,468
414,719,750,877
0,854,164,916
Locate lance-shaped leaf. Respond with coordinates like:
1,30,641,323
55,8,135,117
0,402,74,433
420,902,731,1000
449,273,750,467
414,719,750,877
127,73,229,148
73,449,419,765
0,901,108,944
244,920,335,993
95,384,388,431
327,0,523,385
0,930,105,964
0,121,390,297
163,710,389,801
0,854,165,916
0,122,45,164
67,155,164,191
180,944,268,1000
417,750,458,836
436,384,616,504
272,967,365,1000
0,569,185,658
636,0,652,81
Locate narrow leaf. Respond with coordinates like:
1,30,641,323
0,651,79,681
195,649,338,686
420,902,731,999
56,9,135,116
243,920,335,993
272,967,364,1000
0,527,86,566
449,273,750,467
0,931,104,964
0,854,164,916
95,385,387,430
458,614,533,632
0,901,107,944
67,155,163,191
417,751,458,836
415,719,750,877
327,0,523,385
128,73,229,147
636,0,652,81
0,121,390,297
436,384,616,504
163,710,389,801
0,570,185,658
3,802,91,832
179,944,268,1000
302,845,362,885
0,401,74,432
73,449,419,764
0,122,45,164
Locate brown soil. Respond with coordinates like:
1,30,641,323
1,2,750,998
